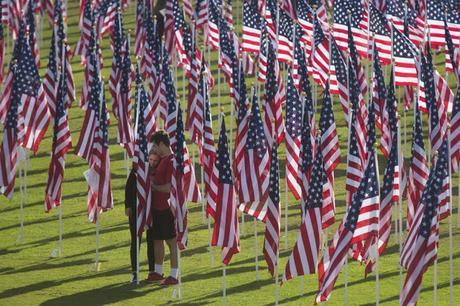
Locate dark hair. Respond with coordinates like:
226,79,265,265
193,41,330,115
150,130,170,146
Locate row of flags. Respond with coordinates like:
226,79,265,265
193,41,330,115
0,1,458,305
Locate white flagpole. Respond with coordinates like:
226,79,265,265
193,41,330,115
447,127,454,306
254,217,259,280
222,264,227,306
17,154,24,243
134,66,141,284
396,92,404,295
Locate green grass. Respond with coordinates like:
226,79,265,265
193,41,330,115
0,2,459,305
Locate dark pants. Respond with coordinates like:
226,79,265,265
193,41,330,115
129,216,155,274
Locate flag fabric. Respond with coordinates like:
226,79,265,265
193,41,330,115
348,20,368,99
451,81,460,174
372,46,387,132
195,0,208,29
426,0,447,47
445,17,460,77
133,65,154,236
211,119,240,265
134,0,146,58
206,0,220,50
316,148,379,303
44,44,72,212
0,8,4,83
237,92,270,221
285,69,303,200
183,0,193,19
320,82,341,190
365,135,399,275
108,6,124,105
114,36,135,157
380,72,398,159
283,137,333,282
392,25,419,87
43,0,75,118
345,63,367,194
242,0,262,54
74,28,113,222
170,104,201,250
263,36,285,146
277,9,293,63
74,0,93,63
95,0,117,38
333,0,369,58
329,39,350,121
311,15,330,88
159,47,175,124
263,140,280,277
172,0,191,72
386,0,424,47
25,0,40,69
368,4,391,65
407,104,429,230
400,140,448,306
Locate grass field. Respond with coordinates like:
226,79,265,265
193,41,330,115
0,1,459,305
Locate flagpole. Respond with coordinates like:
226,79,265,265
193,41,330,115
254,217,259,280
134,61,141,284
17,150,24,243
447,127,454,306
222,264,227,306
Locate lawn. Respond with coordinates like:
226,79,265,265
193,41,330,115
0,1,459,305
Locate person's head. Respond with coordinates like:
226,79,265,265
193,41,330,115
150,130,171,157
148,150,160,169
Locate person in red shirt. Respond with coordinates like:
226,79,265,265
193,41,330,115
148,131,179,285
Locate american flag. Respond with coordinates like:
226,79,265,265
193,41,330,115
183,0,194,19
143,13,161,113
320,82,341,191
225,0,233,27
333,0,369,59
114,36,135,157
407,104,429,230
452,80,460,174
424,47,448,154
134,0,145,58
365,135,399,275
348,21,368,98
283,137,332,282
159,48,175,124
187,44,203,142
386,0,424,47
74,0,93,63
316,148,379,303
24,0,40,69
242,0,262,54
211,119,240,265
445,17,460,77
311,15,330,88
0,7,4,83
285,69,302,200
427,0,447,47
170,104,201,250
380,72,398,159
277,9,293,63
263,0,278,42
263,140,280,277
108,6,124,105
293,27,312,94
345,62,367,194
205,0,220,50
446,4,460,48
195,0,208,29
237,92,270,221
79,18,99,110
368,4,391,65
296,0,314,51
172,0,191,72
163,0,175,57
329,39,349,122
392,25,419,87
372,46,387,132
263,35,285,146
400,139,448,306
95,0,117,38
44,38,73,212
75,37,113,222
133,65,153,236
199,75,217,218
43,0,75,118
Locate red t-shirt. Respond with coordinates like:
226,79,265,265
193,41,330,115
152,154,173,211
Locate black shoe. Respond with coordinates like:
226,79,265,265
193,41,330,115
130,273,138,284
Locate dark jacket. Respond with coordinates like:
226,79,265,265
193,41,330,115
125,169,136,209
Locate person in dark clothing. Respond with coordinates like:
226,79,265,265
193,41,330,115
125,151,160,284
